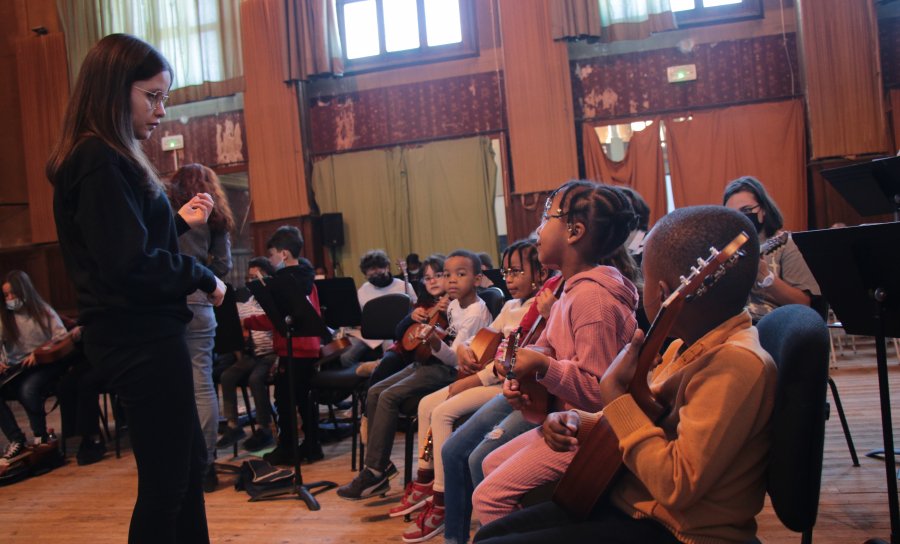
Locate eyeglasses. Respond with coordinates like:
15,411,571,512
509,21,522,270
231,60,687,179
423,273,444,282
738,204,761,214
501,268,526,278
541,197,568,222
134,85,170,110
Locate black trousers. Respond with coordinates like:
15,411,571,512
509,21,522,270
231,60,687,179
273,357,318,448
85,334,209,544
474,500,682,544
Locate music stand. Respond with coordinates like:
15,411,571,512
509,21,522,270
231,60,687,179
794,223,900,544
212,284,245,355
314,277,361,330
246,275,337,510
822,156,900,221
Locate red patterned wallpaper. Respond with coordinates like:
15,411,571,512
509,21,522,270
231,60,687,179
881,16,900,88
144,111,248,176
571,33,801,122
308,72,505,154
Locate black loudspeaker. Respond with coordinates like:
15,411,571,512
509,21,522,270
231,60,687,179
321,213,344,247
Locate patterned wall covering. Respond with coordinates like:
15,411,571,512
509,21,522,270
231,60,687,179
308,72,505,155
571,33,801,122
144,111,248,177
881,16,900,88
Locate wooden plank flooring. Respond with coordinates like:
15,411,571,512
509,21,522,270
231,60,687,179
2,336,898,543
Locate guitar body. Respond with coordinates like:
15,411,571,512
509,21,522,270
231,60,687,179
514,366,552,424
469,328,504,369
401,311,449,362
320,337,351,359
33,330,77,365
552,417,622,518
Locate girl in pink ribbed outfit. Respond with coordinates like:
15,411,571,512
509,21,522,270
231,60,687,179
472,181,640,525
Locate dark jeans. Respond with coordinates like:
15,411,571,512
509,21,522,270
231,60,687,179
220,352,276,427
273,357,318,448
368,349,412,387
474,500,682,544
85,335,209,544
0,362,66,442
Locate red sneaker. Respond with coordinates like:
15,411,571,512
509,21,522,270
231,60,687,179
389,480,433,518
402,500,445,543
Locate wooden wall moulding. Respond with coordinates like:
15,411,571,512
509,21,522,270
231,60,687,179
797,0,889,159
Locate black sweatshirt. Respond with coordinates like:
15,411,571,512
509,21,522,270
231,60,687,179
53,137,216,346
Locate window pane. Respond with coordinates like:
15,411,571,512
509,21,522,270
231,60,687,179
425,0,462,46
384,0,420,53
703,0,742,5
344,0,380,59
670,0,697,11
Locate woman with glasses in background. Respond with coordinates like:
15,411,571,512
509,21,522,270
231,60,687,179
723,175,820,322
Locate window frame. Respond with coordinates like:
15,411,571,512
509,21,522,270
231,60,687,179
336,0,478,74
673,0,764,27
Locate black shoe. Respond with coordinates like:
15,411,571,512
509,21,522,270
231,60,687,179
215,426,246,449
262,444,295,466
202,465,218,493
300,441,324,463
76,438,106,466
385,461,399,480
243,428,275,452
336,468,390,500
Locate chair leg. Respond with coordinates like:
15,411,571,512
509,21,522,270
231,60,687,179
828,377,860,467
358,389,367,473
241,385,256,432
405,415,417,487
351,390,358,472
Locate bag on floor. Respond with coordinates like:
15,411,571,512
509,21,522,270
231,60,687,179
235,458,294,498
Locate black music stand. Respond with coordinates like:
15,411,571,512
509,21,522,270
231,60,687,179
822,156,900,221
794,223,900,544
246,275,337,510
314,277,361,330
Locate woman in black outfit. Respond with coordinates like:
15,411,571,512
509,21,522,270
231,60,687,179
46,34,225,543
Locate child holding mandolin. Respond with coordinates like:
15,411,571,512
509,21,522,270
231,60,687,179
337,250,492,502
396,240,546,542
472,180,640,526
475,206,776,544
0,270,69,461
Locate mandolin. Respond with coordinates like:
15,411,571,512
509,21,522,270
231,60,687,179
501,277,565,424
552,231,750,520
401,295,450,362
319,336,352,359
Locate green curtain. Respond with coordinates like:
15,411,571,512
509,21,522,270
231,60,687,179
57,0,243,102
312,136,498,287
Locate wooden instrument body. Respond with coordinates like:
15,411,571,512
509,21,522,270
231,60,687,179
320,336,352,359
552,232,750,520
401,300,449,362
33,330,77,365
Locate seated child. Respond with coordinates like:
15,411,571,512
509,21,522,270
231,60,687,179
395,240,546,542
474,205,776,544
337,250,493,500
217,257,278,451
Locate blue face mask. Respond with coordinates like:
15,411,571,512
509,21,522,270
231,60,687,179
6,298,23,311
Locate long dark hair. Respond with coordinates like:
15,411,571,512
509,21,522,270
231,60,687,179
46,34,173,196
1,270,54,347
723,176,784,238
167,164,235,233
550,180,638,262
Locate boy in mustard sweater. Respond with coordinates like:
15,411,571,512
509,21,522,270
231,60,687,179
474,205,777,544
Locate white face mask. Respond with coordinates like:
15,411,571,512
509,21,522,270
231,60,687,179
6,298,23,311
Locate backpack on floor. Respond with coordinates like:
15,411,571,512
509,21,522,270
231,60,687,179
234,458,294,498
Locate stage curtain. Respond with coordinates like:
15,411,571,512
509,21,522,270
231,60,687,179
551,0,676,43
56,0,243,104
582,122,666,227
405,137,499,267
241,0,310,221
16,33,69,244
284,0,343,81
312,149,408,286
666,100,807,232
499,0,579,194
797,0,888,158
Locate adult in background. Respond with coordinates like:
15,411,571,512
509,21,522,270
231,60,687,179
47,34,225,543
723,176,820,322
167,163,234,492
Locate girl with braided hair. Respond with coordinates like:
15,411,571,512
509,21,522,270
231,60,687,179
471,180,640,526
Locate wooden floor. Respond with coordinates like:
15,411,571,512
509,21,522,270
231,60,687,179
2,335,899,543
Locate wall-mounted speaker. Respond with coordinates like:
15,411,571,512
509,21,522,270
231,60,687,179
321,213,344,247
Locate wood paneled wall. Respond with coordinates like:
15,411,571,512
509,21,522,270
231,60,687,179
498,0,578,194
797,0,889,159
